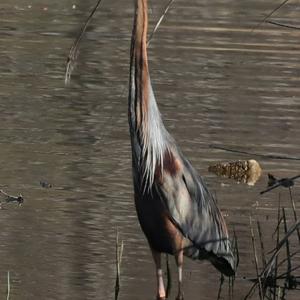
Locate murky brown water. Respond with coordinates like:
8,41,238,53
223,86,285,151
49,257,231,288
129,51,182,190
0,0,299,299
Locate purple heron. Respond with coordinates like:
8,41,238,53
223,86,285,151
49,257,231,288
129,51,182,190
128,1,235,299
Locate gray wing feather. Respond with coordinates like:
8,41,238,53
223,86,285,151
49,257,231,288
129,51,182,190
155,149,235,274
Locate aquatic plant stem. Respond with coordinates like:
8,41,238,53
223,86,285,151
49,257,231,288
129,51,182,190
65,0,104,84
115,228,124,300
147,0,175,46
7,271,10,300
250,217,263,300
266,20,300,30
288,187,300,244
252,0,290,31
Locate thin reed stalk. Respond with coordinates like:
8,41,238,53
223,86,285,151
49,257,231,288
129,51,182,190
115,228,124,300
282,208,292,283
147,0,175,45
6,271,10,300
288,187,300,244
250,217,263,300
65,0,104,84
273,194,281,300
257,221,267,268
266,20,300,30
252,0,291,31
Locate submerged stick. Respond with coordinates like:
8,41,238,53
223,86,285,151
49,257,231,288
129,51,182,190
65,0,104,84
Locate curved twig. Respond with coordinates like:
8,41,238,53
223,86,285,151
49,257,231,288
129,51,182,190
147,0,175,45
65,0,104,84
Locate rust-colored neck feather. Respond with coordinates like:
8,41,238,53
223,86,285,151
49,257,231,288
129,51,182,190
128,0,171,188
129,0,150,128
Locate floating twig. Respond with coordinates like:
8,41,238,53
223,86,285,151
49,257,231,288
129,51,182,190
65,0,104,84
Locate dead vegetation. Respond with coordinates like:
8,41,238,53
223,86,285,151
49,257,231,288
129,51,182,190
244,185,300,300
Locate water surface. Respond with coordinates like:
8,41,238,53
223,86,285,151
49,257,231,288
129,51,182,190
0,0,299,299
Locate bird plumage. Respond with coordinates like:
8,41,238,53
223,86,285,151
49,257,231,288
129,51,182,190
128,0,235,288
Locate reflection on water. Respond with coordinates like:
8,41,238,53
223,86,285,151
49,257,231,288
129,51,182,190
0,0,299,299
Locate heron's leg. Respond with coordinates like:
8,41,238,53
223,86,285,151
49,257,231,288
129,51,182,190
175,249,184,300
151,248,166,300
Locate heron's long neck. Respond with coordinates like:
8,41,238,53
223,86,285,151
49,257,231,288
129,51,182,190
128,0,169,186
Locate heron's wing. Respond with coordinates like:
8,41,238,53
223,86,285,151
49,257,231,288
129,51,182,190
154,148,235,275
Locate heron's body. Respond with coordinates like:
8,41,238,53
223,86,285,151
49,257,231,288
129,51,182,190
128,0,235,298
